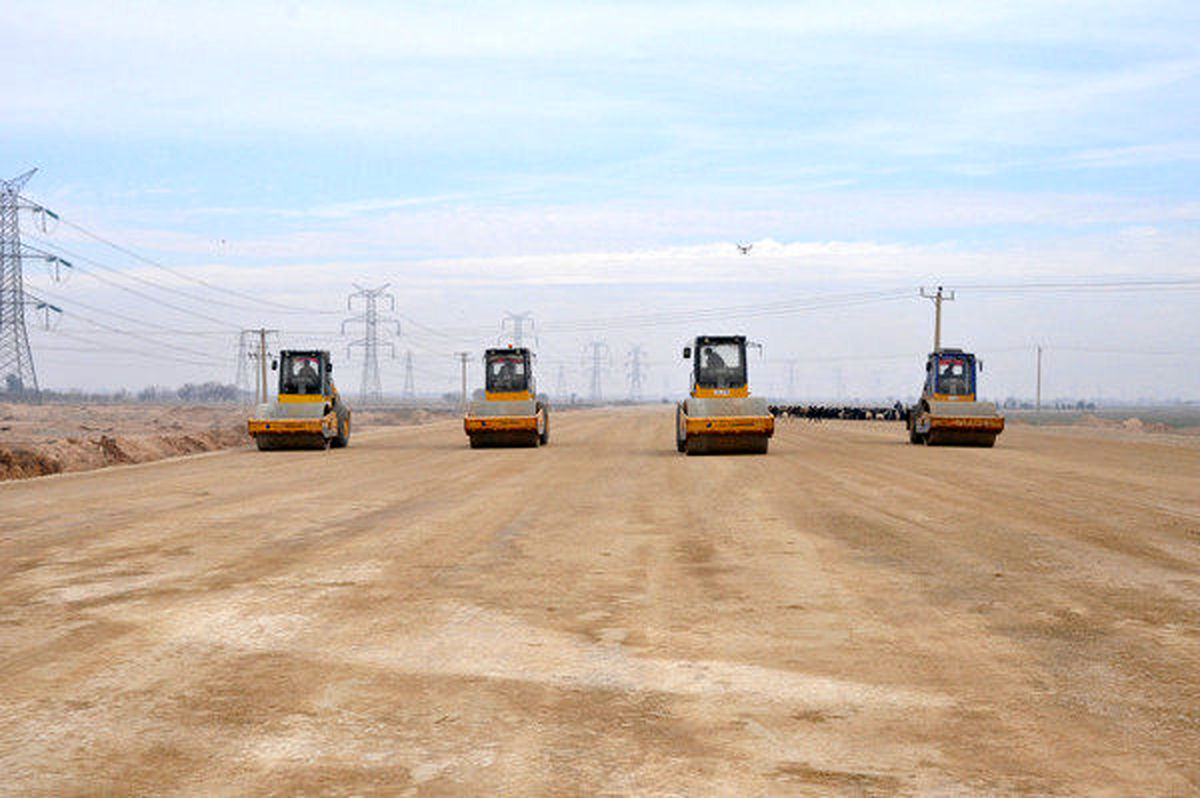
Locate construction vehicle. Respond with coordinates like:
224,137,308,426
463,346,550,448
247,350,351,450
675,335,774,454
906,348,1004,446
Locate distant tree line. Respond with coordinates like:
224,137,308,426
0,381,243,404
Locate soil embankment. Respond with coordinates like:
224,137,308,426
0,403,457,480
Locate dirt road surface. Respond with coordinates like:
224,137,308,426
2,409,1198,795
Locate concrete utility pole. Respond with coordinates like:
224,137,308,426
343,283,400,404
626,345,647,401
235,332,251,394
501,311,535,347
784,358,798,399
402,350,415,399
920,286,955,352
1036,345,1043,411
259,329,269,404
241,328,278,404
237,329,276,402
584,341,611,402
455,352,470,409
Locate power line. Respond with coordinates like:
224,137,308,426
41,329,230,368
391,275,1200,342
956,277,1200,292
30,283,237,337
30,295,229,364
21,197,342,314
27,235,282,316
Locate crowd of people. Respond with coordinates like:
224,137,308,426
768,402,909,422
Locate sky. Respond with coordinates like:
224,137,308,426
3,0,1199,401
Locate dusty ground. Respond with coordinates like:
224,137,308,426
1,409,1198,795
0,403,454,480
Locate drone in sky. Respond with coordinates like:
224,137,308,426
736,243,753,255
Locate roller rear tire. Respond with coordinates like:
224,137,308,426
537,403,550,446
330,413,350,449
675,404,687,452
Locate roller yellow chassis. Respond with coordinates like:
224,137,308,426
247,415,336,436
927,415,1005,432
685,415,775,436
463,416,539,433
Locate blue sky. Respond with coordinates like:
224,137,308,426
4,1,1199,399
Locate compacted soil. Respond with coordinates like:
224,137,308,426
1,409,1197,795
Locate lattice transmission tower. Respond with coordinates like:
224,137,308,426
583,340,611,402
555,364,567,398
343,283,400,403
1,169,66,397
402,350,415,398
625,345,647,401
500,311,536,347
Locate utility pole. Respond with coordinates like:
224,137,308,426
784,358,798,399
343,283,400,404
402,350,415,399
626,345,647,401
920,285,955,352
239,328,277,404
1036,345,1043,411
237,328,275,401
235,331,251,395
583,340,611,402
501,311,535,347
455,351,470,409
259,329,269,404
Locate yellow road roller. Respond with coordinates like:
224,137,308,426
907,348,1004,446
464,346,549,448
248,350,351,450
675,335,774,454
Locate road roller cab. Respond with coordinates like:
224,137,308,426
247,350,352,450
907,349,1004,446
463,347,550,448
675,335,774,454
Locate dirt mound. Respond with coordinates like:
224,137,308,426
1076,414,1174,435
1078,413,1116,428
0,402,454,482
2,425,250,482
0,447,64,479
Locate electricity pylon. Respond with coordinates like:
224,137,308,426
583,340,611,402
343,283,400,403
625,345,648,401
403,350,415,398
1,169,67,396
500,311,536,347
